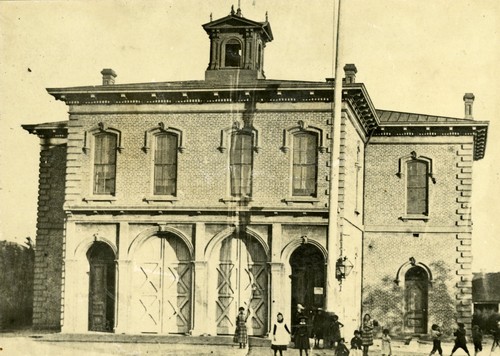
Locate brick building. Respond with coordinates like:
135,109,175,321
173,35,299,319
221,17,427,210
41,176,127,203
23,8,488,337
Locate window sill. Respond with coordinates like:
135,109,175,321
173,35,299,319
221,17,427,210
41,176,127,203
82,196,116,203
282,197,320,206
143,195,178,203
220,196,253,203
399,215,430,222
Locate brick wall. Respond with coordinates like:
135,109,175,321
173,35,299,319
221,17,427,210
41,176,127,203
65,109,333,209
363,138,475,335
32,139,66,330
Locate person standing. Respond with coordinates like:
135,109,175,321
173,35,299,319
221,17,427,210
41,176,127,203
312,308,325,349
294,315,311,356
491,320,500,354
331,314,344,349
292,304,306,342
361,313,374,356
235,306,249,349
450,322,470,356
271,312,291,356
381,328,392,356
429,324,443,356
471,324,482,356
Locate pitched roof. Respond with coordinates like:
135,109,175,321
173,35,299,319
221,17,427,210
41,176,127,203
377,109,478,124
473,272,500,303
202,11,273,42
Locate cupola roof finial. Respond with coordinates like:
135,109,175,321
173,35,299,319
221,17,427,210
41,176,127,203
265,11,268,22
236,0,242,17
210,13,212,22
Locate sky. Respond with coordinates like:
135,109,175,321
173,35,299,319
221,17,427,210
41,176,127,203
0,0,499,271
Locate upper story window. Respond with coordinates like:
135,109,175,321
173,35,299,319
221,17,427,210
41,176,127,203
292,132,318,197
154,133,178,196
93,132,117,195
407,160,429,215
225,39,242,67
230,132,253,197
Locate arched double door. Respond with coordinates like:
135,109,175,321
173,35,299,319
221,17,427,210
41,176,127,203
130,234,192,334
212,231,268,336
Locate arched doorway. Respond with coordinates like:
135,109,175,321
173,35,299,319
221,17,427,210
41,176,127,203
404,266,428,334
212,231,268,336
290,244,325,317
130,234,192,334
87,242,116,332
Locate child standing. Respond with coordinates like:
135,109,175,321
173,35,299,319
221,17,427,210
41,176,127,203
429,324,443,356
331,314,344,349
350,330,363,356
271,312,291,356
471,325,482,356
294,315,311,356
450,322,470,356
361,313,374,356
334,338,350,356
381,328,392,356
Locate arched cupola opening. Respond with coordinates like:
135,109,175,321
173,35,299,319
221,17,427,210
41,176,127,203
203,7,273,82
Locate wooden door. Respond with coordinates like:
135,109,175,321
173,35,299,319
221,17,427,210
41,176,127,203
132,235,191,334
290,245,325,315
88,242,115,332
404,267,428,334
215,234,268,336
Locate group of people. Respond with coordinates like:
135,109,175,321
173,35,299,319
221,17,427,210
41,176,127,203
430,320,500,356
234,305,500,356
282,309,377,356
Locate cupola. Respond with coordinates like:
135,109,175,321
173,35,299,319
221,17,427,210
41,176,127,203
202,5,273,83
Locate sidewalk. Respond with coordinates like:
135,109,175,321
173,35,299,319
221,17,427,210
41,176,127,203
1,331,499,356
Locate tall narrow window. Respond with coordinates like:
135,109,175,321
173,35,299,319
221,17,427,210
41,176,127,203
293,132,318,196
154,133,178,195
230,133,253,197
407,160,428,215
225,40,241,67
93,133,117,195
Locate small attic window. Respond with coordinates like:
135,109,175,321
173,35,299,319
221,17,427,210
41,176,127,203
225,40,242,67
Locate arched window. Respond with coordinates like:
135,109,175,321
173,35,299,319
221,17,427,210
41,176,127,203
293,132,318,196
230,132,253,197
225,39,242,67
154,133,178,196
407,160,429,215
93,132,117,195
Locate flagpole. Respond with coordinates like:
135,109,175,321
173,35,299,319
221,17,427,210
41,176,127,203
326,0,343,315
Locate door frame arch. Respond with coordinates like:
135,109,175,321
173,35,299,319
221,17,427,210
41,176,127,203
205,226,270,336
87,241,116,332
128,226,194,334
396,261,431,334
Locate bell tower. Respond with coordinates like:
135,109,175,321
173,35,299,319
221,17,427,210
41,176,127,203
202,5,273,82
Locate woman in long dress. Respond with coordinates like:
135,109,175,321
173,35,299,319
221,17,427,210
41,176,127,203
235,307,249,349
271,312,291,356
361,313,374,356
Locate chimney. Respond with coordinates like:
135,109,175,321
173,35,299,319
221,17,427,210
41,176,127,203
101,68,117,85
463,93,475,119
343,64,357,84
